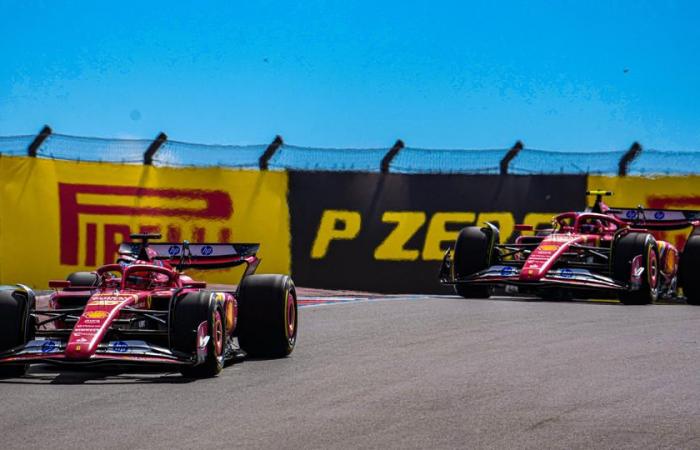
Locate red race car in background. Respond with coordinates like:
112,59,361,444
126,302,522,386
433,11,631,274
440,191,700,305
0,233,298,378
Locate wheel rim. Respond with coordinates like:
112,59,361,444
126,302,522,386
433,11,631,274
286,292,296,340
213,310,224,356
648,247,658,290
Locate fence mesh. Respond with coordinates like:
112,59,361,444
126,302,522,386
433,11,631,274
0,133,698,174
0,135,36,156
391,147,504,173
630,149,700,175
509,149,625,174
268,145,388,172
155,140,266,168
36,134,150,163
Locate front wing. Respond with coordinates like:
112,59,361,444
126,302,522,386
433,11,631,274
0,339,194,367
439,253,627,292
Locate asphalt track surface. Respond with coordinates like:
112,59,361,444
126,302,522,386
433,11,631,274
2,291,700,449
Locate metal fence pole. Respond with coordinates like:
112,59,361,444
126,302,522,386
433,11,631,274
27,125,52,157
499,141,524,175
143,132,168,165
618,142,642,176
380,139,405,174
259,135,284,170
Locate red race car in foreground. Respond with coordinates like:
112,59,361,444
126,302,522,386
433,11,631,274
440,191,700,305
0,234,297,378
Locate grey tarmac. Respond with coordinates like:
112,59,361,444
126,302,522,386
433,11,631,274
1,293,699,449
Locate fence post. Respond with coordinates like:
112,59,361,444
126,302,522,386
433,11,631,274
143,132,168,165
380,139,405,173
259,135,284,170
27,125,52,157
499,141,524,175
618,142,641,176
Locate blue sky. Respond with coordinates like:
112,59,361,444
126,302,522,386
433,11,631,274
1,0,699,151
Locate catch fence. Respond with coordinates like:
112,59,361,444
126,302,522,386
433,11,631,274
1,126,698,175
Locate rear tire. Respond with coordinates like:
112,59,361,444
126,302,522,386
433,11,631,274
0,288,33,378
172,291,225,378
612,233,659,305
452,226,494,299
680,235,700,305
237,274,297,358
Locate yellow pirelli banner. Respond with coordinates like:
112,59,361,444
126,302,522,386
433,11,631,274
0,157,290,288
589,175,700,250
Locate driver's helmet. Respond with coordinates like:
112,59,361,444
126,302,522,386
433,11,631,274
146,247,158,262
580,218,603,234
125,269,155,290
119,247,163,267
117,254,136,268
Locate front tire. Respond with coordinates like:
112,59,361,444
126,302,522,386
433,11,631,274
680,235,700,305
452,226,494,299
0,288,33,378
237,274,297,358
612,233,659,305
172,291,225,378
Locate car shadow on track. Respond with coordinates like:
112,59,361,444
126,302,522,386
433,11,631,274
454,295,688,306
0,365,196,385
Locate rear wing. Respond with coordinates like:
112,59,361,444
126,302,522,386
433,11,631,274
608,208,700,231
118,242,260,270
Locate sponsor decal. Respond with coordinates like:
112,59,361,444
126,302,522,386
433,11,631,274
539,244,559,251
168,245,181,256
196,321,209,363
41,340,57,353
630,255,644,289
200,245,213,256
88,300,121,306
88,294,136,306
0,159,289,288
58,183,233,266
626,210,638,219
500,266,517,277
545,235,575,243
112,341,129,353
85,310,108,319
290,172,587,293
654,211,665,220
560,268,574,278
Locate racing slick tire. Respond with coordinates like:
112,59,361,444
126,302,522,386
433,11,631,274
452,226,495,299
0,288,34,378
679,235,700,305
66,271,99,288
237,274,297,358
612,233,659,305
172,291,225,378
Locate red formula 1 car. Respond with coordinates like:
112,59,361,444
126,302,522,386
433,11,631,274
0,234,298,378
440,191,700,305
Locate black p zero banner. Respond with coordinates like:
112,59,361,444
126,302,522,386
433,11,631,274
289,173,587,294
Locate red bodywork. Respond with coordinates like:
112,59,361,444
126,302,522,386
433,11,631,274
0,241,256,367
441,202,691,297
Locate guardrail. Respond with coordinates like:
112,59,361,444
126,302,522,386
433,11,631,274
1,124,696,175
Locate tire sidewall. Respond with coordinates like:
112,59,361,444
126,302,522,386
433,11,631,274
613,232,659,304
